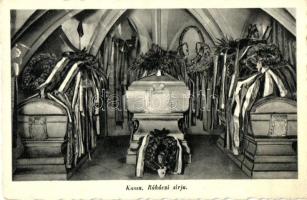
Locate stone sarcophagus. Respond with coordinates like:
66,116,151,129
242,97,297,178
18,99,68,157
15,98,69,180
125,74,191,164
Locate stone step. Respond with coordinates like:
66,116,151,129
126,154,137,165
15,164,67,174
242,157,297,171
244,135,296,156
16,157,65,165
129,141,140,150
251,171,297,179
242,165,297,179
13,163,68,181
13,172,67,181
244,150,297,163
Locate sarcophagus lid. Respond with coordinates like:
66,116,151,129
249,97,297,137
126,74,190,113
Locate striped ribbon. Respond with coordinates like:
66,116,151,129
267,69,288,97
263,69,274,97
136,134,151,177
58,61,82,93
231,73,260,155
230,66,288,155
37,57,69,90
173,137,183,174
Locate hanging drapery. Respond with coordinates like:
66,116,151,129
177,26,216,130
99,35,139,131
269,19,296,67
113,39,124,125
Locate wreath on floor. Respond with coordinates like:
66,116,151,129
143,129,179,172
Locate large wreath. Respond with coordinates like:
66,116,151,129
243,43,282,68
21,53,58,93
143,129,179,172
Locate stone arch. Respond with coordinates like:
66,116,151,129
12,8,296,73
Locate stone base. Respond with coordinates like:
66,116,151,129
242,134,297,178
14,157,68,181
126,149,138,164
22,138,65,158
217,133,298,179
13,154,89,181
13,138,89,181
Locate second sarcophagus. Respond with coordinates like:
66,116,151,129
242,97,297,178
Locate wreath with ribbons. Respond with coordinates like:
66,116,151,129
178,25,213,74
21,53,59,93
143,129,179,172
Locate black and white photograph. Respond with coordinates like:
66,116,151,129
1,1,307,199
10,7,298,180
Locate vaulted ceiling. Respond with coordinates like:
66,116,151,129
11,9,296,72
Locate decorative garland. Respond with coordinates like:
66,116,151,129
178,25,205,57
185,43,213,74
129,26,213,77
178,25,213,74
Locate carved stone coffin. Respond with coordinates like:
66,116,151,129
18,98,68,157
14,98,71,180
249,97,297,137
126,74,190,114
125,74,191,164
242,97,297,178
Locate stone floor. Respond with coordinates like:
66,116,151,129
70,135,249,180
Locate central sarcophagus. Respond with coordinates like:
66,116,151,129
126,74,191,164
126,75,190,114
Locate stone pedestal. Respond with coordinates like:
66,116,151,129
242,135,297,178
125,74,191,164
13,152,89,181
126,113,191,164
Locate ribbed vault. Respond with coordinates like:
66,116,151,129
11,8,296,73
